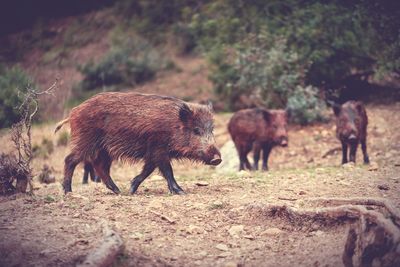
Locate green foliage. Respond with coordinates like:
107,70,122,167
56,131,70,146
76,34,167,93
0,66,35,128
286,85,327,125
32,138,54,158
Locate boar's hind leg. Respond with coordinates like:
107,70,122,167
341,141,348,164
83,162,100,184
130,161,156,194
93,152,120,194
261,145,272,171
63,153,80,193
361,139,370,164
159,161,185,195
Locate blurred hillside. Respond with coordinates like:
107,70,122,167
0,0,399,127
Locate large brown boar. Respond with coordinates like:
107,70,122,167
56,92,221,195
332,100,369,164
228,108,288,171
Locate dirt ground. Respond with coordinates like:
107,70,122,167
0,101,399,267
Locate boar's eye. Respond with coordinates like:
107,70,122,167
193,127,201,135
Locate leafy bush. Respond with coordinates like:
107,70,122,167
32,138,54,158
209,37,327,124
0,66,36,128
76,36,167,92
286,85,327,125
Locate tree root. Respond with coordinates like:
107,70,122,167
247,198,400,267
77,221,124,267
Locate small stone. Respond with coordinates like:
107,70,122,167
262,228,284,236
313,230,325,237
72,213,80,218
213,200,223,206
197,251,208,258
243,235,255,240
224,262,238,267
195,181,209,186
237,170,251,178
217,252,231,258
40,249,53,256
368,162,379,171
130,232,143,240
216,243,229,251
186,224,204,234
298,190,307,195
377,184,390,190
342,162,355,168
228,225,244,238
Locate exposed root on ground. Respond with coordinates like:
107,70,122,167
77,221,124,267
247,198,400,267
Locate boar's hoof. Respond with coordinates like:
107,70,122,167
63,182,72,194
171,189,186,195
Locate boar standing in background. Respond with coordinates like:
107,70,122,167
228,108,288,171
332,100,369,164
55,92,221,195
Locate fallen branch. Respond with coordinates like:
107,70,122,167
77,221,124,267
322,147,341,158
304,197,400,227
149,210,176,224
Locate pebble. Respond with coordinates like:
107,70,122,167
262,228,284,236
368,162,379,171
377,184,390,190
216,243,229,251
228,225,244,238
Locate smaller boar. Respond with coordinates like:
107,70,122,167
228,108,288,171
332,100,369,164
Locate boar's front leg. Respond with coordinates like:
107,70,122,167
159,161,185,195
261,144,272,171
361,139,370,164
341,141,348,164
253,142,262,170
130,161,156,194
349,142,358,163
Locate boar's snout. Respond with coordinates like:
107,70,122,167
348,133,357,141
204,146,222,166
279,136,288,147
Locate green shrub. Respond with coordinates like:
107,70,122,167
56,131,70,146
0,66,36,128
286,85,327,125
209,37,327,124
33,138,54,158
76,36,167,92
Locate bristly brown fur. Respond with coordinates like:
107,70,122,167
228,108,288,171
333,100,369,164
61,92,221,194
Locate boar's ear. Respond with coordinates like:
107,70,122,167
179,103,193,123
261,109,272,123
206,100,214,112
327,100,341,116
355,101,364,113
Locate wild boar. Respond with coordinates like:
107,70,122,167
55,92,221,195
228,108,288,171
332,100,369,164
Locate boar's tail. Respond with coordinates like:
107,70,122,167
54,117,70,133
